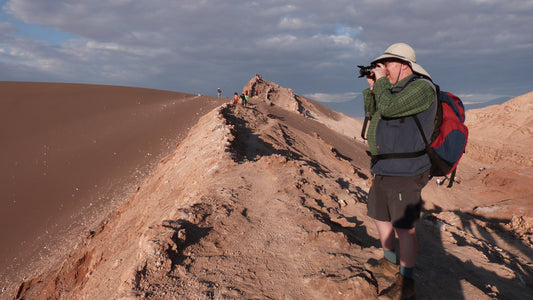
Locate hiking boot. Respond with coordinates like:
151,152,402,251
378,273,415,300
364,257,399,278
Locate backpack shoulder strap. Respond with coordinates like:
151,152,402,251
392,75,439,95
361,114,370,140
391,75,418,93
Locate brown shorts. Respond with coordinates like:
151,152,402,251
367,171,430,229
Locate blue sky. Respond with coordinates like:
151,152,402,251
1,0,532,118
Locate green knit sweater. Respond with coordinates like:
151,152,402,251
363,75,435,155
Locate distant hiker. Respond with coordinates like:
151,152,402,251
240,93,246,106
360,43,436,299
244,91,249,107
300,107,308,117
217,88,222,98
233,92,239,105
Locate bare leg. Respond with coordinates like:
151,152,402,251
373,219,396,250
394,227,418,268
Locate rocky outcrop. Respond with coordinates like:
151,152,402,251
243,77,363,141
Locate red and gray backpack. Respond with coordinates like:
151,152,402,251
363,76,469,187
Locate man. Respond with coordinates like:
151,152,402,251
362,43,437,299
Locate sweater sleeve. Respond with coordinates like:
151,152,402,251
363,88,376,116
373,77,435,118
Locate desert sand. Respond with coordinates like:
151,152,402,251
1,79,532,299
0,82,228,292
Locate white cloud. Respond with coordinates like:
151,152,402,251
329,34,354,46
334,25,361,37
259,4,297,17
0,0,531,100
304,92,359,103
258,35,298,49
84,40,170,57
86,41,122,52
457,93,511,104
278,17,306,30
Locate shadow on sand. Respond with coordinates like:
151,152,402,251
416,204,533,299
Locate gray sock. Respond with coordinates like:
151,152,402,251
384,249,397,264
400,265,414,278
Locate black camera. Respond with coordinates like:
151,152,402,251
357,63,377,78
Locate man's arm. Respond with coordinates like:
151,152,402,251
373,78,435,118
363,88,376,116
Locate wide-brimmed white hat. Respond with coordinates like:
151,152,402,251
371,43,431,79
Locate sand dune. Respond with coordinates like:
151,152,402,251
2,80,532,299
0,82,227,290
466,91,533,168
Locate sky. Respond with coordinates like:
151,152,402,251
1,0,532,118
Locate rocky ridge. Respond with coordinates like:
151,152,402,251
8,80,533,299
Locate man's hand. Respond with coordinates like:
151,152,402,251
367,63,386,90
373,63,387,80
366,75,375,90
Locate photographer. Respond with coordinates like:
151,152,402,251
361,43,436,299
